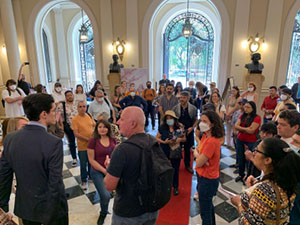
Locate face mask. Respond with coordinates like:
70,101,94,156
147,85,151,89
280,94,287,101
130,92,136,97
189,85,193,89
166,119,174,126
97,97,104,102
199,122,210,132
289,144,300,156
248,87,254,92
9,85,16,90
55,87,62,92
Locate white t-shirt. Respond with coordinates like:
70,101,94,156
74,93,87,104
2,88,26,117
52,91,65,103
88,98,113,120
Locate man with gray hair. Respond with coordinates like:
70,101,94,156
173,91,198,174
88,89,116,123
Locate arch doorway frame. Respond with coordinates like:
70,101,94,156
142,0,230,90
26,0,101,91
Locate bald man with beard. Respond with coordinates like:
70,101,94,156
104,107,159,225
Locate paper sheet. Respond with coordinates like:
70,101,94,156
218,186,237,199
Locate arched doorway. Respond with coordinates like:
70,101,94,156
27,0,101,93
142,0,230,89
163,12,214,86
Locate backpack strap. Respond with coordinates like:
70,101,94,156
270,182,281,225
104,97,113,120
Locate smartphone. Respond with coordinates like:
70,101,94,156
24,62,30,65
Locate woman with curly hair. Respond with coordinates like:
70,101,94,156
194,110,225,224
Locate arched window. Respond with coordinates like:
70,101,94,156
42,29,52,83
163,12,214,87
79,19,95,91
287,10,300,87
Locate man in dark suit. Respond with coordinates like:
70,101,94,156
0,93,68,225
292,76,300,106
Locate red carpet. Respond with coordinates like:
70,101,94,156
156,158,193,225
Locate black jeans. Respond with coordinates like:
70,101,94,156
171,158,181,188
183,131,194,167
145,101,155,127
64,126,77,160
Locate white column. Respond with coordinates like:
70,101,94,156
126,0,139,68
229,0,251,88
0,0,21,80
263,0,284,87
53,7,69,87
100,0,113,87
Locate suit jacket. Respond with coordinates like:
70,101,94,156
292,83,299,101
0,124,68,224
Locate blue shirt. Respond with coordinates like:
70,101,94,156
119,95,147,112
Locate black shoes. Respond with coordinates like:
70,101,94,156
173,188,179,196
186,166,194,174
235,176,243,182
97,213,107,225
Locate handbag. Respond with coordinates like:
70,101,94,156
0,208,17,225
169,143,182,159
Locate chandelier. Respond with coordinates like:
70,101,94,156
182,0,192,38
79,9,88,43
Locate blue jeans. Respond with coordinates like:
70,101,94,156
236,139,257,177
112,211,159,225
78,151,91,182
90,168,111,214
197,175,219,225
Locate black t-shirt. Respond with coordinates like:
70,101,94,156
179,106,193,128
107,133,146,217
17,80,31,95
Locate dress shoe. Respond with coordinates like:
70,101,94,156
235,176,243,182
97,213,107,225
173,188,179,196
229,164,238,168
233,169,239,174
186,166,194,174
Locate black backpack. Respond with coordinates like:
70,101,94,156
126,134,174,212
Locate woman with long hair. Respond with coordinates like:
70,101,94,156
195,81,208,112
231,138,300,224
225,86,241,148
156,110,186,195
241,82,258,104
234,101,261,183
87,119,116,224
194,110,225,224
74,84,86,104
110,85,123,119
174,82,183,98
209,92,226,119
89,80,106,100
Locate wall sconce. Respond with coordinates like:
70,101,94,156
79,9,89,43
111,37,126,61
2,45,6,54
242,33,267,53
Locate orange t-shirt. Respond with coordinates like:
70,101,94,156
71,114,95,151
195,134,221,179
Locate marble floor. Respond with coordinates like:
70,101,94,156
8,123,243,225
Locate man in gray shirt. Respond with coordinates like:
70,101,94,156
158,83,178,118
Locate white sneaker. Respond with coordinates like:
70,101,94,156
72,159,77,167
81,182,87,190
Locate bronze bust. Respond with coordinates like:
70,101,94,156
245,53,264,74
109,54,124,73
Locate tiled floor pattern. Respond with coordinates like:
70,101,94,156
8,125,243,225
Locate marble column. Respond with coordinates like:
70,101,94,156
0,0,21,80
53,6,69,87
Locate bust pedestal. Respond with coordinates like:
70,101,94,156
107,73,121,97
244,73,265,99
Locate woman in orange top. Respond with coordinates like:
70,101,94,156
194,110,225,225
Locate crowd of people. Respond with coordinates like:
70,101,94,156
0,69,300,225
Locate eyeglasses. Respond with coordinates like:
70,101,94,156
78,106,86,108
254,148,269,157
